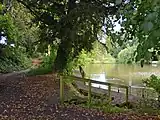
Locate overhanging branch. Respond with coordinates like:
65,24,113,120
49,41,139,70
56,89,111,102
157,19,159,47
96,39,109,52
15,0,46,24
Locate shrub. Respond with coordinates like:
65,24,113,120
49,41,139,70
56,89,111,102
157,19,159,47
117,46,137,64
79,98,128,113
27,47,56,76
143,75,160,107
0,48,31,73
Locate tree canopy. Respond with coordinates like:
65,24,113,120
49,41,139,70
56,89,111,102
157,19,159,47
1,0,160,73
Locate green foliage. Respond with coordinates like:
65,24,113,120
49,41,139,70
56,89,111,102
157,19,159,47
117,46,137,64
40,48,57,68
27,66,52,76
11,0,160,73
120,0,160,61
0,3,32,73
0,58,17,73
0,12,18,45
64,94,127,113
76,50,94,66
0,48,31,73
0,2,43,73
76,41,116,64
0,4,2,12
62,42,116,75
134,108,160,115
143,74,160,107
27,46,57,76
16,0,123,72
79,98,128,113
11,1,40,57
91,41,115,63
143,75,160,94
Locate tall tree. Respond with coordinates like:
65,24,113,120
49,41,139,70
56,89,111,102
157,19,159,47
14,0,160,72
15,0,123,72
118,0,160,61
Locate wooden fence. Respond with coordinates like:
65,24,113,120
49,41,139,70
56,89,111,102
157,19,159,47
60,76,129,106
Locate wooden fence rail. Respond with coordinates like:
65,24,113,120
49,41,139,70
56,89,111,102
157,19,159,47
60,76,129,106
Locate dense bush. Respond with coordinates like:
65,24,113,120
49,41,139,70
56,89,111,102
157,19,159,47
76,50,94,66
143,75,160,107
27,47,56,76
40,48,57,68
0,4,32,73
0,48,31,73
117,46,137,64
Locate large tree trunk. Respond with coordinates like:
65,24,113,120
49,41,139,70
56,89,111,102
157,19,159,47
53,0,76,73
53,46,67,73
53,40,72,73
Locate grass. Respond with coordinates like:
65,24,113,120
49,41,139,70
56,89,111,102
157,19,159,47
27,65,52,76
64,96,129,114
64,83,129,114
134,108,160,115
64,93,160,115
82,101,129,113
63,82,160,115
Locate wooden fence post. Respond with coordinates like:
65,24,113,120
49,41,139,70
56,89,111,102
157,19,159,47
60,76,64,105
108,84,111,102
88,79,91,107
158,93,160,108
129,86,131,95
142,88,145,98
126,87,129,103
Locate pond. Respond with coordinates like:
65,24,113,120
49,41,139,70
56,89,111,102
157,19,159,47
84,63,160,87
74,63,160,98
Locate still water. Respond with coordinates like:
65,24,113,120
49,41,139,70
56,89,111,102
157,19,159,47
84,64,160,87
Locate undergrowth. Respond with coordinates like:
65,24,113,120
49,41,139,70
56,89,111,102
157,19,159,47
64,82,160,115
0,50,31,73
27,50,56,76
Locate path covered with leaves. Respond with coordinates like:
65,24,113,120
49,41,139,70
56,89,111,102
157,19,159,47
0,73,159,120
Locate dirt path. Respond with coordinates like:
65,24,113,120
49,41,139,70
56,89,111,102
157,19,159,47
0,73,159,120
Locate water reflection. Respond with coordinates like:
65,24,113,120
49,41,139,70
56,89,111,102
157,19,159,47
87,67,158,98
74,64,159,98
90,73,106,89
85,64,160,87
89,73,126,91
